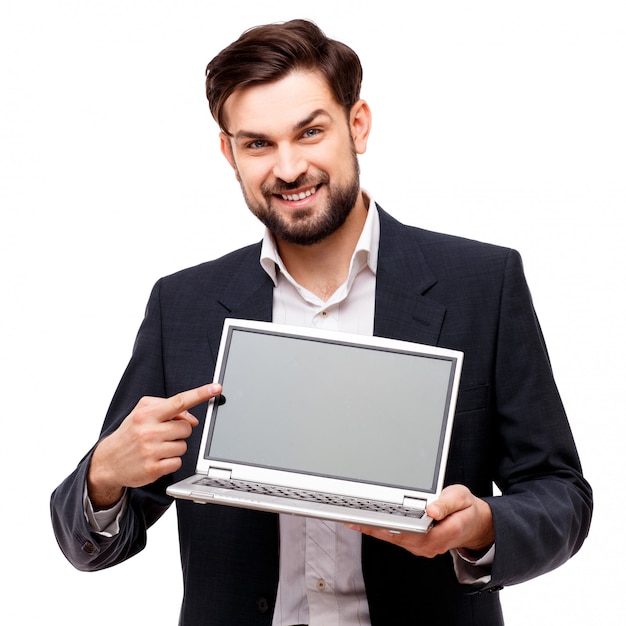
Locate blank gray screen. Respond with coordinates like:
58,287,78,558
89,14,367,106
207,328,454,492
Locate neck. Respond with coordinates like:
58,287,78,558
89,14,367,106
275,194,368,301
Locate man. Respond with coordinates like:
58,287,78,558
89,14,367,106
51,19,592,625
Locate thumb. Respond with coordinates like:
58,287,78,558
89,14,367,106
426,484,471,521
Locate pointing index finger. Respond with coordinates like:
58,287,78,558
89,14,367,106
165,383,222,421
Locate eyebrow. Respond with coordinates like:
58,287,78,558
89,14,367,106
233,109,333,142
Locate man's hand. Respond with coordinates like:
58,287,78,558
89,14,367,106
87,383,222,509
346,484,494,558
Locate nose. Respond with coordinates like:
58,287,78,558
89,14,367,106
272,143,307,183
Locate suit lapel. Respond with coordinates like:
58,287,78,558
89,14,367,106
205,244,274,357
204,208,446,353
374,207,446,346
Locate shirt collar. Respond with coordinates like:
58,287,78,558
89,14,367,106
260,190,380,287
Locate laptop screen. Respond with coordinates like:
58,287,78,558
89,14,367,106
204,325,458,493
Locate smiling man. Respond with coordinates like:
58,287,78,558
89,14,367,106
51,19,592,626
220,69,369,298
220,71,365,248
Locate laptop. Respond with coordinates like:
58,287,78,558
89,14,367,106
167,318,463,533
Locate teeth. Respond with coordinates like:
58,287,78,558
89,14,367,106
281,186,317,201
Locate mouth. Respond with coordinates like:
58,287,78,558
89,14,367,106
279,185,320,202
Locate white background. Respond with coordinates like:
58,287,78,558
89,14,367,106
1,1,623,623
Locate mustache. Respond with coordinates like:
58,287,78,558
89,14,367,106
263,172,330,196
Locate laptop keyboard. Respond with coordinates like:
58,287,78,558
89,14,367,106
193,476,425,519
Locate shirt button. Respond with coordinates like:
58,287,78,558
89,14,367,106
320,310,328,317
316,578,327,591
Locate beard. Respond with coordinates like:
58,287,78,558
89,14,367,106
239,154,361,247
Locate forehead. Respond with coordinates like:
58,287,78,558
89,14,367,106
222,70,343,137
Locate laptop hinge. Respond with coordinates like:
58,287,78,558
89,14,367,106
403,496,427,510
208,467,232,480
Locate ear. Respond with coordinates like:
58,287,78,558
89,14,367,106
349,100,372,155
220,132,240,180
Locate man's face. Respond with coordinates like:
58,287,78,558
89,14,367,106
220,70,370,246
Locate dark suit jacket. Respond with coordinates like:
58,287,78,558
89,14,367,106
51,207,592,625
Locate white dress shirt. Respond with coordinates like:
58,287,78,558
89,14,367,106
261,195,379,626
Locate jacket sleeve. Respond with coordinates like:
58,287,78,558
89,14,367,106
50,279,173,571
486,249,592,589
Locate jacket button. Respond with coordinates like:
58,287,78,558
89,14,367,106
81,541,97,556
256,596,269,614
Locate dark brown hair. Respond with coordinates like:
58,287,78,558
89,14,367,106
206,19,363,134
